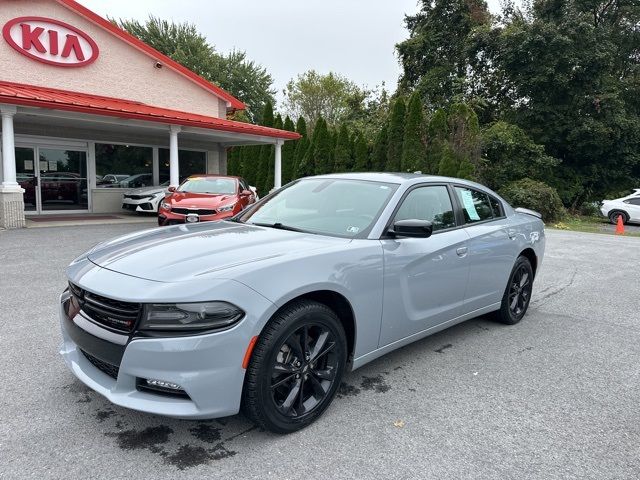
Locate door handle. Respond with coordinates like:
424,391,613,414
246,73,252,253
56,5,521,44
508,229,517,240
456,247,468,257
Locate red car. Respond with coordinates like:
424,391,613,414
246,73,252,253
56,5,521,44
158,175,257,226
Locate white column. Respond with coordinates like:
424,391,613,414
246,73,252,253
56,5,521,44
1,105,21,191
169,125,181,187
274,140,283,190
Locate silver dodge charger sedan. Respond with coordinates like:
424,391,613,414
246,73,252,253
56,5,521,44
59,173,545,433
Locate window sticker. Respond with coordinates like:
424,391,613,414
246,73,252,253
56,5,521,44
460,189,480,221
347,226,360,234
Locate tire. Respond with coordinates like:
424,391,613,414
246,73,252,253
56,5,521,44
493,256,534,325
241,300,347,434
608,210,628,225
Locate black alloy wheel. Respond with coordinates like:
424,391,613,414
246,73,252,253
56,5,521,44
242,300,347,433
608,210,628,225
494,255,534,325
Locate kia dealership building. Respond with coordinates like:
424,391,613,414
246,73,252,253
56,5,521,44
0,0,299,228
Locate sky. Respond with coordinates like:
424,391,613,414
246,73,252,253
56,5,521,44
78,0,506,105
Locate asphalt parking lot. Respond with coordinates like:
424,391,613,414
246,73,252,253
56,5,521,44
1,225,639,479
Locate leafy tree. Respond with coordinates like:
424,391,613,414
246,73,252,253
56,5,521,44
500,178,566,222
353,132,370,172
396,0,492,109
293,117,310,179
283,70,367,126
334,124,352,172
281,116,297,184
401,92,426,172
372,124,389,171
386,98,407,171
480,121,559,189
115,16,275,122
448,103,481,179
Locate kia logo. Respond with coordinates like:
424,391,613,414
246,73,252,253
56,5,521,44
3,16,99,67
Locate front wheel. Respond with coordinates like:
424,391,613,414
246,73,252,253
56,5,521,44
241,300,347,434
493,256,534,325
608,210,628,225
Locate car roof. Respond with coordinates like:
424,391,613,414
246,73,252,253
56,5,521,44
309,172,490,190
186,174,240,180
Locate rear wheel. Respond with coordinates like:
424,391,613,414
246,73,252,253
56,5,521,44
608,210,628,225
493,256,534,325
241,300,347,434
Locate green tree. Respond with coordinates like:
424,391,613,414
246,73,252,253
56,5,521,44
372,124,389,171
386,98,407,171
283,70,367,126
312,118,333,175
333,124,352,172
281,116,297,184
255,101,274,194
293,117,310,179
396,0,491,109
401,92,426,172
425,108,449,174
116,16,275,122
353,132,370,172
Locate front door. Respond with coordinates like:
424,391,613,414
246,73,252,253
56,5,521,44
16,145,89,213
379,184,470,347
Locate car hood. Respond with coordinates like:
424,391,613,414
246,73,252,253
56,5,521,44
124,185,167,196
166,192,236,208
86,221,349,282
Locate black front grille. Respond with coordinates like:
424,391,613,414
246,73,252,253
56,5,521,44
171,208,217,215
69,283,141,333
81,349,120,379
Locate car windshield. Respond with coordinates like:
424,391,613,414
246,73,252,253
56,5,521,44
179,177,237,194
238,178,398,237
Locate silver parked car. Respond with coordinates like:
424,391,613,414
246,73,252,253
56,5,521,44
59,173,545,433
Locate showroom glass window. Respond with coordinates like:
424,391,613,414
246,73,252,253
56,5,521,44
95,144,153,188
158,149,207,184
394,185,456,231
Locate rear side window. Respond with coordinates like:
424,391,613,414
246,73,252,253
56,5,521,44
489,196,504,217
625,198,640,206
394,185,456,232
454,187,494,223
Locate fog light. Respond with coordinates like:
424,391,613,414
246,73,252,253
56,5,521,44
145,379,183,390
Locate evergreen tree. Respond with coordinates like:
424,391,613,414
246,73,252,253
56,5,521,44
255,101,274,194
242,145,260,186
372,124,388,171
425,108,448,174
227,147,239,176
292,116,309,179
353,131,369,172
281,116,296,184
401,92,426,172
437,144,459,177
333,124,351,173
386,97,406,171
312,118,332,175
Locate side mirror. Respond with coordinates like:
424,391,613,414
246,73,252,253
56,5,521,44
241,189,252,196
389,219,433,238
167,186,176,193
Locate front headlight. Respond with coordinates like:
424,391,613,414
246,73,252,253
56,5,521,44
218,202,237,213
160,201,171,211
139,302,244,332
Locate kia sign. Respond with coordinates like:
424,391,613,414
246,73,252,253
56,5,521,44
3,17,99,67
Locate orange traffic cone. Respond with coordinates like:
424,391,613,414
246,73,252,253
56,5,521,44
615,215,625,235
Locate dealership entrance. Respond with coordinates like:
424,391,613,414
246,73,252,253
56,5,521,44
0,0,299,228
16,144,89,213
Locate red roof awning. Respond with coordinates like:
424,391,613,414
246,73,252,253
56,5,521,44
0,81,300,141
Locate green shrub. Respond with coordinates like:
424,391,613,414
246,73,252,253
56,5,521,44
499,178,566,223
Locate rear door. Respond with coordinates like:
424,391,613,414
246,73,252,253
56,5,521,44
623,197,640,222
453,185,519,313
379,184,470,346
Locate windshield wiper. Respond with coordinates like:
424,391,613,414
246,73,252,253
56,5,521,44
249,222,309,233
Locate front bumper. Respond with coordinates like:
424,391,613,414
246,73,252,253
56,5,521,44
59,273,275,419
122,197,159,213
158,210,234,226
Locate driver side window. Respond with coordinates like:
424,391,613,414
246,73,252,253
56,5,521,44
394,185,456,232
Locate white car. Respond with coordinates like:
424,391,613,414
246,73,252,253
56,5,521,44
600,189,640,224
122,182,169,213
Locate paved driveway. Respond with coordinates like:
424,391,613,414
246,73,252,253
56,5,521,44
1,226,639,479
